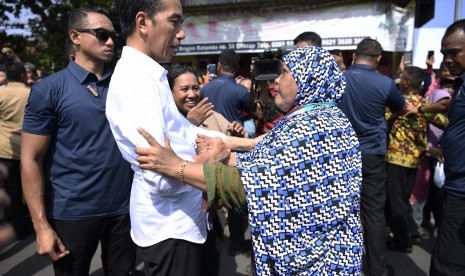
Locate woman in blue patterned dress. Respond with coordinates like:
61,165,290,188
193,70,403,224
135,46,363,275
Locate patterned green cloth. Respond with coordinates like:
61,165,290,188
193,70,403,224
203,163,247,210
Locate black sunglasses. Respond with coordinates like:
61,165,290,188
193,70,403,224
75,28,117,42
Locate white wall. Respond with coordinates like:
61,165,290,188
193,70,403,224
412,0,465,69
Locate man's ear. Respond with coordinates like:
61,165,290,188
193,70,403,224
69,30,80,45
376,55,382,64
135,12,150,36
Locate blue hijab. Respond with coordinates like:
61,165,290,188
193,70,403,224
237,47,363,275
284,46,345,107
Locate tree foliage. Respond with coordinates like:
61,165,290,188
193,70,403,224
1,0,117,72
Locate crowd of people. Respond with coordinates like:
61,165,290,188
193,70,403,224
1,0,465,275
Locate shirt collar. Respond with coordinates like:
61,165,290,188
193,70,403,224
121,46,168,82
217,74,236,83
5,82,27,88
67,60,112,84
349,64,375,71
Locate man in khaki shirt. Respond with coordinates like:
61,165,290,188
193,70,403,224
0,62,32,250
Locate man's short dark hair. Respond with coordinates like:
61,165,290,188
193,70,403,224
5,62,26,82
219,49,240,73
444,19,465,38
68,7,109,32
355,38,383,57
293,32,322,47
404,66,425,90
118,0,164,40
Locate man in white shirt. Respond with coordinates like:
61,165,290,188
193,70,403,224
107,0,225,275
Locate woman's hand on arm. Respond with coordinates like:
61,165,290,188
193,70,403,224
135,128,209,192
195,135,231,163
186,98,214,126
135,128,183,178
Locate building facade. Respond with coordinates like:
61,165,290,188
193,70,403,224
173,0,417,77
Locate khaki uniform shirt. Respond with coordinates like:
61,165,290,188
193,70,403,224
0,82,30,160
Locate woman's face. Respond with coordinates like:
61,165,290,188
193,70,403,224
172,72,200,114
274,63,298,112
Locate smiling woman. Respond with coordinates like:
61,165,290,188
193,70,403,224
167,64,247,137
168,65,202,114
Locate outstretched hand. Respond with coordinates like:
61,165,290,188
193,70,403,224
426,54,435,67
135,127,183,177
187,98,214,126
228,121,247,137
404,101,418,116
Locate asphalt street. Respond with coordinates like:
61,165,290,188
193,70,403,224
0,225,435,276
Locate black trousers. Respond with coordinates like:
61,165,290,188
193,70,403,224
141,238,203,276
202,211,223,276
430,192,465,276
0,158,33,239
386,163,417,247
52,214,136,276
360,154,387,276
227,208,246,244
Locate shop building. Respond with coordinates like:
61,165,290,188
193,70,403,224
173,0,427,77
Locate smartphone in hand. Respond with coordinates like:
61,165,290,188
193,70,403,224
427,50,434,59
403,52,413,65
207,64,217,81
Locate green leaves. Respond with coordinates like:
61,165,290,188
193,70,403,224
0,0,116,72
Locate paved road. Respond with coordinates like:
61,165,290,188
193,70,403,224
0,226,435,276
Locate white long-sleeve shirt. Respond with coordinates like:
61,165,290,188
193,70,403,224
106,46,224,247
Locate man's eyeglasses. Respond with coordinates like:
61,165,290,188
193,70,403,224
75,28,117,42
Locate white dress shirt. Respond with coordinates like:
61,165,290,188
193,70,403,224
106,46,225,247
